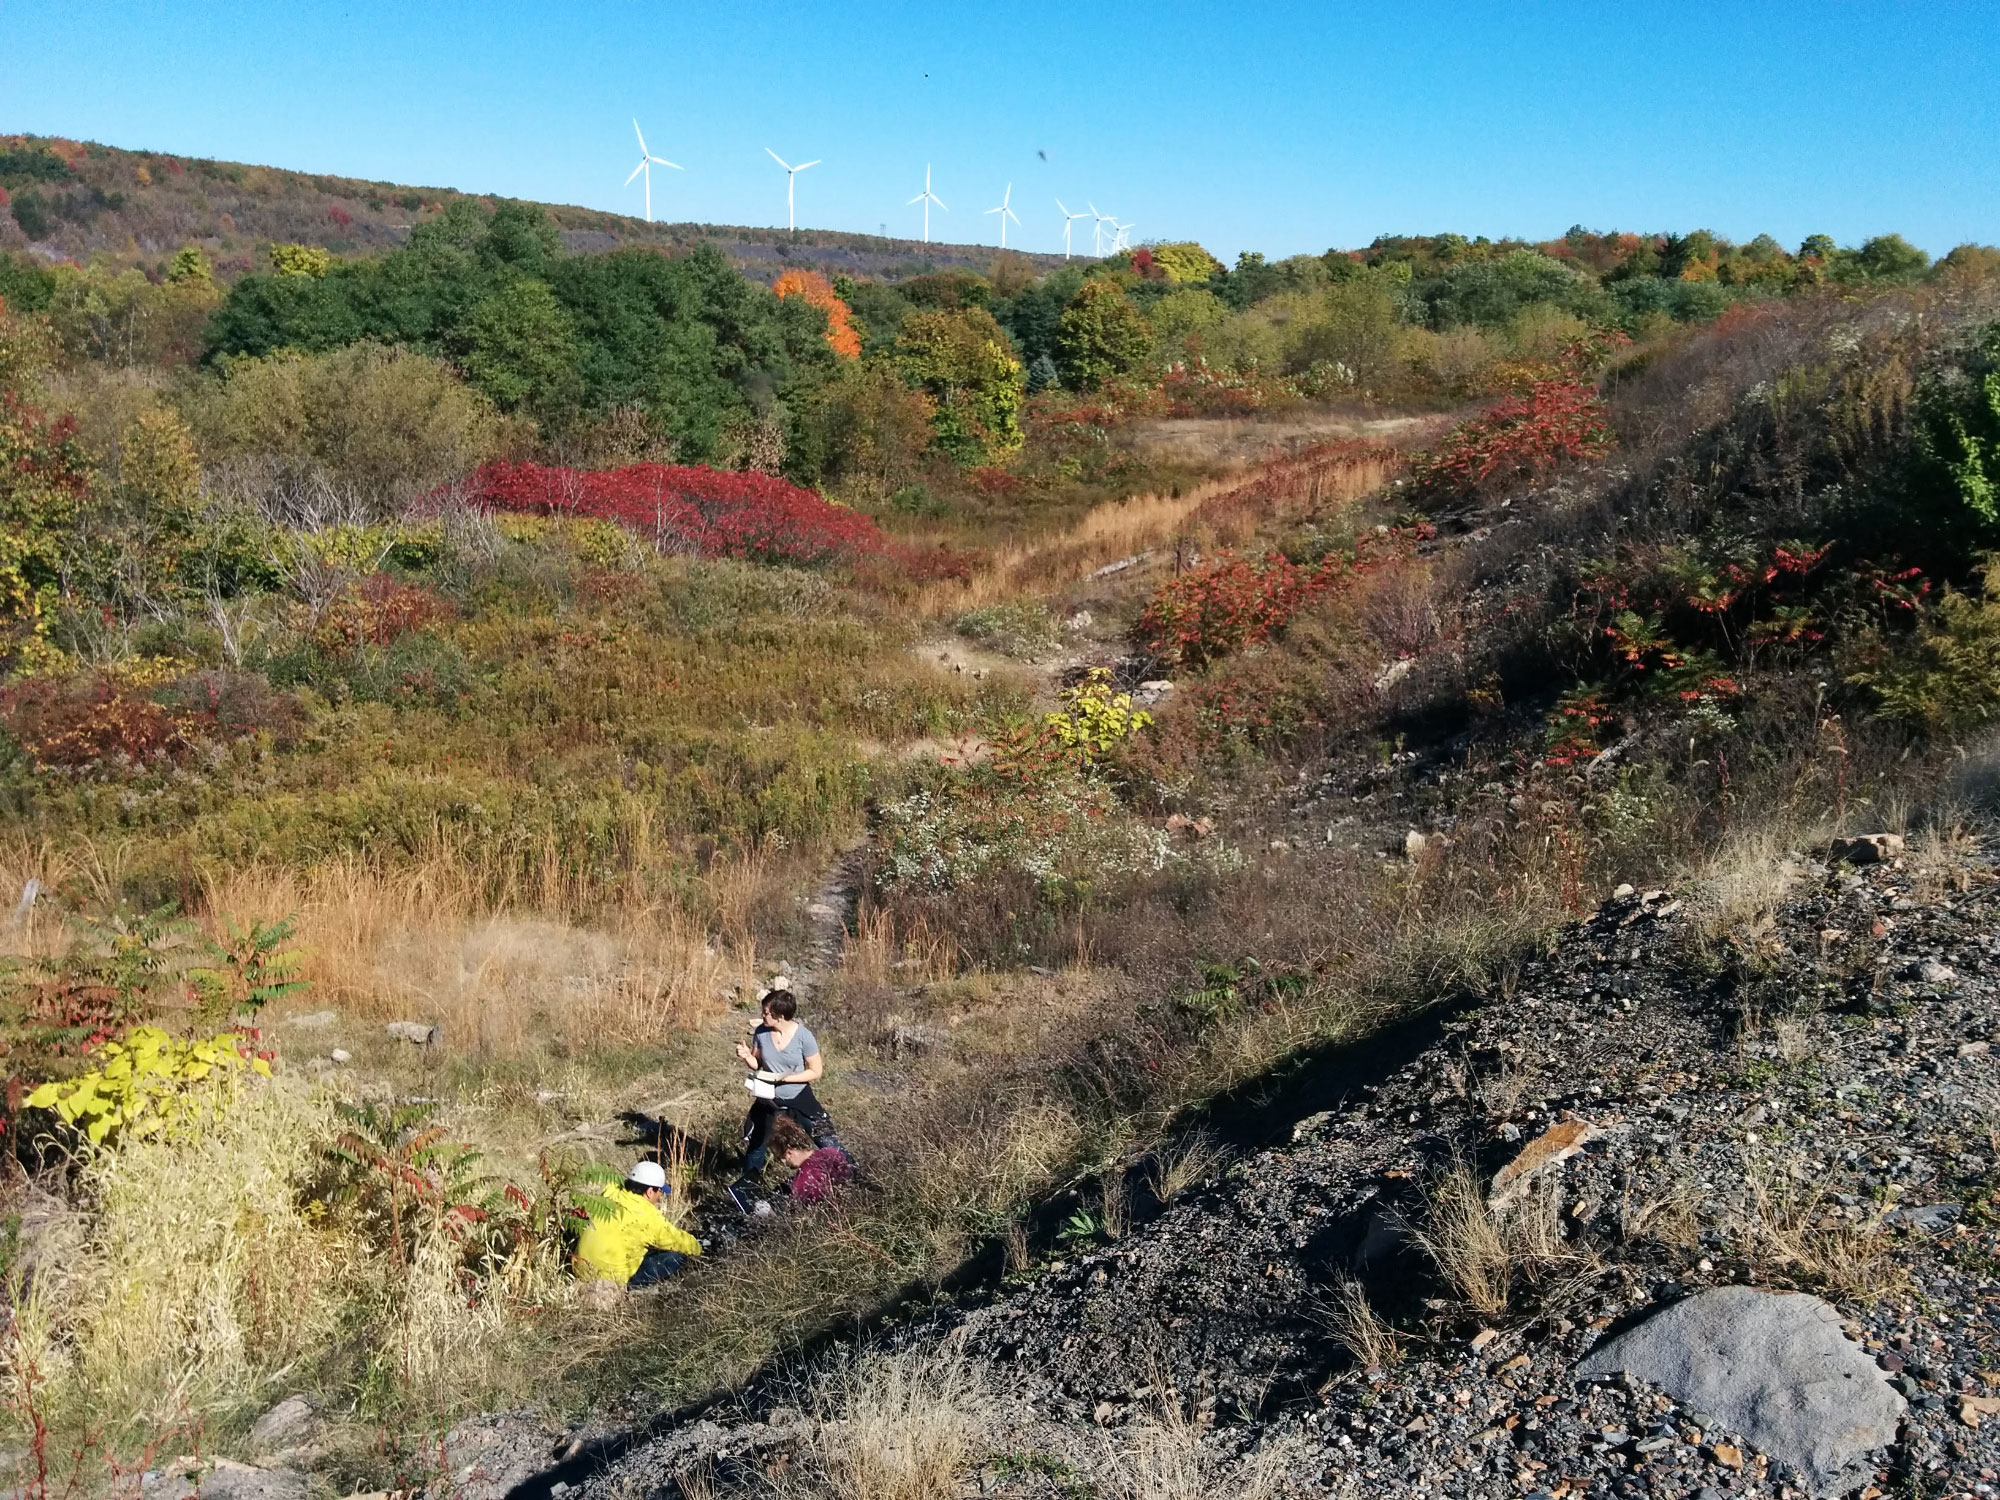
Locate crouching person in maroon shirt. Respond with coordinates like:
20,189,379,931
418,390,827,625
769,1114,852,1206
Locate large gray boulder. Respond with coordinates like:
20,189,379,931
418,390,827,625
1576,1287,1905,1496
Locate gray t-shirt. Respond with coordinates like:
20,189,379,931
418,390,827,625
755,1022,818,1100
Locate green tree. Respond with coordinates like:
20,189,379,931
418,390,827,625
1054,280,1153,390
893,307,1025,464
1853,234,1931,284
455,278,582,416
166,247,213,288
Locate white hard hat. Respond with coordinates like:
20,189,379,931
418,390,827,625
629,1160,668,1190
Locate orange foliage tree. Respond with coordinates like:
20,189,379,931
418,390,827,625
773,271,862,360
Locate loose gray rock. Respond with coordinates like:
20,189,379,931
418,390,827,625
143,1460,307,1500
1576,1287,1905,1496
384,1021,439,1046
247,1394,318,1455
284,1009,336,1028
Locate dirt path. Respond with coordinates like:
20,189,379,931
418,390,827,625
1127,406,1454,466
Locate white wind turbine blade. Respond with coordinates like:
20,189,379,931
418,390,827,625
932,195,947,211
795,160,821,172
907,191,927,204
626,159,648,186
766,148,793,171
650,155,682,170
634,120,649,156
1056,198,1071,217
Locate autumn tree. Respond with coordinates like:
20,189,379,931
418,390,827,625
773,270,862,359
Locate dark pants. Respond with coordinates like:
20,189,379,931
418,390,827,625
628,1248,686,1287
739,1084,842,1179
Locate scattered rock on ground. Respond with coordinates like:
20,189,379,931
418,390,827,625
247,1395,320,1456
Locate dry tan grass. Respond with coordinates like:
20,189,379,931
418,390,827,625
196,852,771,1056
912,446,1399,617
1318,1279,1401,1371
1912,814,1982,897
8,1077,357,1433
1098,1395,1312,1500
1407,1154,1572,1316
1746,1161,1906,1302
796,1350,987,1500
1099,1167,1130,1241
839,905,958,988
1685,824,1820,948
1149,1131,1230,1203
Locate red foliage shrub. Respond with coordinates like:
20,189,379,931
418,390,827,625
317,575,456,651
2,667,298,773
327,205,353,229
849,541,976,596
1408,378,1614,506
459,461,887,568
2,677,191,770
1136,525,1429,669
967,466,1026,497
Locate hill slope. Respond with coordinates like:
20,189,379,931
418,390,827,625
0,132,1068,282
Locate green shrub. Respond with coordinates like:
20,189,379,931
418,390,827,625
954,601,1060,659
188,343,504,514
1849,559,2000,731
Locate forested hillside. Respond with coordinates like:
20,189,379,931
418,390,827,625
0,132,1059,283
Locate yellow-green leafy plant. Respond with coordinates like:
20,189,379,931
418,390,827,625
267,243,333,278
1043,667,1153,764
24,1027,273,1147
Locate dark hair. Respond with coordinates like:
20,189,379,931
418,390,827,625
769,1115,813,1156
625,1178,670,1196
762,989,797,1020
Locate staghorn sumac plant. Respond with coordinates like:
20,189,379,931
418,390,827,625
1408,377,1613,507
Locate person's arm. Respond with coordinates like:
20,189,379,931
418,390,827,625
648,1208,702,1258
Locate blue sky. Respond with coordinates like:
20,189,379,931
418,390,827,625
5,0,1995,261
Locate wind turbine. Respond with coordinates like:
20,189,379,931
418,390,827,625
984,182,1021,248
1114,220,1135,252
1089,203,1112,256
625,120,681,223
907,165,947,243
765,149,821,233
1056,199,1090,259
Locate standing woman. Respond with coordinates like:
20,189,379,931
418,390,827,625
729,981,845,1211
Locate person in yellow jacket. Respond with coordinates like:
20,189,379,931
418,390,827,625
576,1160,702,1287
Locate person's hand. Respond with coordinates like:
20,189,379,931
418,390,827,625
734,1041,757,1067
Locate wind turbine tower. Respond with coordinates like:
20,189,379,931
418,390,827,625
1056,200,1090,259
985,183,1021,248
907,165,947,243
625,120,681,223
765,149,821,233
1089,203,1112,257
